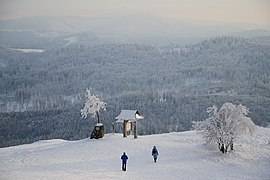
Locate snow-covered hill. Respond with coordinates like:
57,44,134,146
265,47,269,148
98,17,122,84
1,127,270,180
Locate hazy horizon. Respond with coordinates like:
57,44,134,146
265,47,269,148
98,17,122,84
0,0,269,27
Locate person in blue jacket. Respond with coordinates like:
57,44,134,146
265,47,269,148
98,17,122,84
152,146,159,163
121,152,128,171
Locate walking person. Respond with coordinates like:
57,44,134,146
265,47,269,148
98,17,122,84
121,152,128,171
152,146,159,163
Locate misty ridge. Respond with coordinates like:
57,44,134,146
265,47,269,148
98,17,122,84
0,15,270,147
1,15,270,47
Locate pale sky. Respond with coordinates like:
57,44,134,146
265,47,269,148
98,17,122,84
0,0,269,26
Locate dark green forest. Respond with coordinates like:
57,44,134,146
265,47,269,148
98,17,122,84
1,36,270,147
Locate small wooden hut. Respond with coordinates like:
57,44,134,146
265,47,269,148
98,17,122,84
90,123,104,139
115,110,144,138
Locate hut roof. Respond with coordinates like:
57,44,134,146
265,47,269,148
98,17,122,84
115,110,144,123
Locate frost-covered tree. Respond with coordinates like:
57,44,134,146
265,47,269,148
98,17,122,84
80,88,106,124
193,102,256,153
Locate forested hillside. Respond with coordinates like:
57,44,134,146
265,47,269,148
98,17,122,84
1,36,270,147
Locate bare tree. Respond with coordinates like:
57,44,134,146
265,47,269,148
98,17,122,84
193,102,256,153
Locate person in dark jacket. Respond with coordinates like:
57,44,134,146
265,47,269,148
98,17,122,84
121,152,128,171
152,146,159,163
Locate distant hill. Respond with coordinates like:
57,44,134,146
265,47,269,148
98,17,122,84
1,15,270,46
230,29,270,38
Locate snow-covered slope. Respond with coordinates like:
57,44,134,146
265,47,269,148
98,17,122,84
0,128,270,180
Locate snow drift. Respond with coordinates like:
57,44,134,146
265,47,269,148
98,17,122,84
0,127,270,180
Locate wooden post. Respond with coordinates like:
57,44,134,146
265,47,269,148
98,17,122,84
134,119,138,139
123,120,127,137
136,119,138,137
112,123,115,134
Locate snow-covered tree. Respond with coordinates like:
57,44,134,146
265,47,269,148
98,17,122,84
193,102,256,153
80,88,106,124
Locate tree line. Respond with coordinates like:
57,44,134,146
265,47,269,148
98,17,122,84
0,36,270,147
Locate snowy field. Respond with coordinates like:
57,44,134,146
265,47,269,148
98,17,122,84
11,48,44,53
0,127,270,180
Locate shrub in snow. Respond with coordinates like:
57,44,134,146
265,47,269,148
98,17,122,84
193,102,256,153
80,88,106,124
